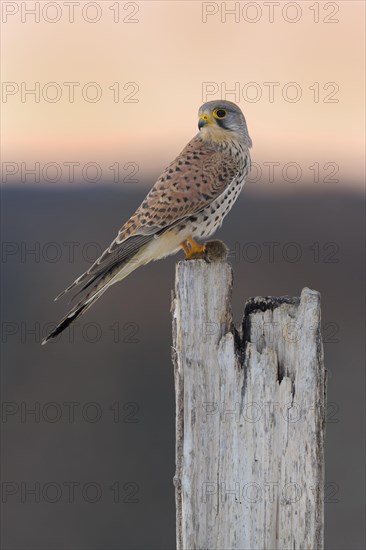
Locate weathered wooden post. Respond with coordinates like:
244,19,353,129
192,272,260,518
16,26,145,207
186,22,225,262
172,242,326,550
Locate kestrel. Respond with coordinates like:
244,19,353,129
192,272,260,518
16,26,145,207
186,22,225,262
42,100,252,344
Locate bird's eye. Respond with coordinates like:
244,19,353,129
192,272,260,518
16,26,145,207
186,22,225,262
214,109,227,119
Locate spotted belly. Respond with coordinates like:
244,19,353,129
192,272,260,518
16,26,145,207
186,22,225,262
189,175,245,239
146,173,246,262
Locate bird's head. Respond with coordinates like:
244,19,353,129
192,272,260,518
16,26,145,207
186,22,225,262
198,100,252,148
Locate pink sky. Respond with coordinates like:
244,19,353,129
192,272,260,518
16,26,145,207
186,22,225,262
1,1,365,187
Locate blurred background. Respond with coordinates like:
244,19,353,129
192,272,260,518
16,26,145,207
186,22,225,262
1,1,365,549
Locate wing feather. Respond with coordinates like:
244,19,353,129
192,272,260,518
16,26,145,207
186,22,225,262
55,234,153,301
55,135,246,302
120,136,244,236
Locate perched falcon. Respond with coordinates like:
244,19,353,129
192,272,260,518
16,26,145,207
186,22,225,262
42,100,252,344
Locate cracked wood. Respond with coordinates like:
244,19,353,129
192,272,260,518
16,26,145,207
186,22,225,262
172,254,326,550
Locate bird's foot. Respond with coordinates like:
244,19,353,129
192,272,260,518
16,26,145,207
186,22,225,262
181,238,229,261
186,244,206,259
181,237,206,260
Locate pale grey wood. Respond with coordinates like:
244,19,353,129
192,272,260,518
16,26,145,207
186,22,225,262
172,249,326,550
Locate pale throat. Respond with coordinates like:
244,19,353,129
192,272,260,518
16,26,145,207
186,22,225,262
199,123,242,148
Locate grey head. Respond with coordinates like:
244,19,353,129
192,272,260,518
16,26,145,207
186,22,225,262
198,100,252,148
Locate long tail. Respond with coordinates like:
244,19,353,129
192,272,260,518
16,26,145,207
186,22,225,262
42,254,144,345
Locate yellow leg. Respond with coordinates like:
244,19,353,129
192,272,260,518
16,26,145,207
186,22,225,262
180,236,206,259
180,241,191,256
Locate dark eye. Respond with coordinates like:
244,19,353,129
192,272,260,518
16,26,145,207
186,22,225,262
215,109,227,119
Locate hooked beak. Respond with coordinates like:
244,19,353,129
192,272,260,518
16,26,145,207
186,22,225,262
198,113,212,130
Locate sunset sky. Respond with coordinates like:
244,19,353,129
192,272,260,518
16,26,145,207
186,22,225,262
1,1,365,187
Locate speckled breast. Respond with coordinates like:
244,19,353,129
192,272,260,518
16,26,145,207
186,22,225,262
191,172,247,239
